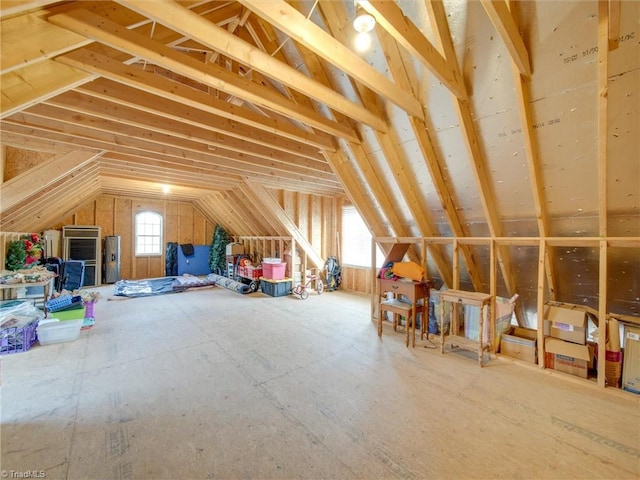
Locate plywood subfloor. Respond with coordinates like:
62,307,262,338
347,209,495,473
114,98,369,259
1,286,638,479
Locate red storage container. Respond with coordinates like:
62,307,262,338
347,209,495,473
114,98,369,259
262,262,286,280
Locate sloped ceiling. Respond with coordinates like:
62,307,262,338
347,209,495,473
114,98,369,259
1,1,639,313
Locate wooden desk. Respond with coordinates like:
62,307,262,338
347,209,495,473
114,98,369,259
0,279,53,312
440,289,493,366
378,278,429,348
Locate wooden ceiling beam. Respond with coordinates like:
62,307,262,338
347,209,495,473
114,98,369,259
1,60,94,119
427,0,521,316
48,8,361,141
0,11,90,75
44,92,332,173
4,110,343,190
2,117,342,193
58,51,335,151
480,0,532,78
0,162,102,232
503,0,556,301
75,79,330,160
358,0,467,100
97,162,238,191
318,0,425,265
0,1,60,19
377,27,471,289
98,174,212,195
427,1,503,239
240,0,424,121
117,0,390,130
1,149,103,212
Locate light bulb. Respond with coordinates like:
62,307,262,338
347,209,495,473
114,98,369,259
353,6,375,33
354,31,372,51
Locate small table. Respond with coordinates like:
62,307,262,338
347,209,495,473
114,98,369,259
378,278,429,348
0,279,53,312
440,289,493,367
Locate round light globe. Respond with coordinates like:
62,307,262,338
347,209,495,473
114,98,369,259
354,32,372,51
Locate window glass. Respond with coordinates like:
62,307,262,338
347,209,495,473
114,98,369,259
341,206,384,267
135,211,163,255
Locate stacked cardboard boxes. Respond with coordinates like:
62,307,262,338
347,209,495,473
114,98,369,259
544,305,594,379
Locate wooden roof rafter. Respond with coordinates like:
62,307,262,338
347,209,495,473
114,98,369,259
426,0,522,321
0,149,104,213
357,0,467,102
72,80,329,160
320,0,450,276
58,51,334,151
47,8,359,141
113,0,388,132
1,115,343,196
240,0,424,122
0,162,102,232
41,91,331,173
268,4,401,244
479,0,532,78
377,26,480,290
492,0,558,300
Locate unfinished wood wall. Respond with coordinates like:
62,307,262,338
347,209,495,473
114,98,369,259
275,190,340,260
45,194,215,281
341,266,373,294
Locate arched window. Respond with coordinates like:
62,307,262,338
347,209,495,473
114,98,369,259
135,211,163,256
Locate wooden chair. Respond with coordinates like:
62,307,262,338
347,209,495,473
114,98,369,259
379,298,427,348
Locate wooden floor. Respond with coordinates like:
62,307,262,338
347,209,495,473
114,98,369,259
2,285,639,479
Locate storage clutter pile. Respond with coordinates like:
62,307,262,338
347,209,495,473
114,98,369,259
498,301,637,392
260,258,291,297
0,290,99,355
0,265,56,286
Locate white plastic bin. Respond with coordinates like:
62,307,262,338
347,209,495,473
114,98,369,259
37,319,83,345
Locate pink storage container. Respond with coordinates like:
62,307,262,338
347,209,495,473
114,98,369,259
262,262,286,280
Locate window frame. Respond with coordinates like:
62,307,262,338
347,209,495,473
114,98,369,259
134,210,163,257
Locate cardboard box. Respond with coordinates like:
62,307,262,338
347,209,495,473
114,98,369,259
546,305,588,345
501,332,537,364
622,326,640,394
545,337,592,378
500,327,538,363
225,243,244,255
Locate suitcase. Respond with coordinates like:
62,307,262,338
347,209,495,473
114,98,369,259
61,260,85,291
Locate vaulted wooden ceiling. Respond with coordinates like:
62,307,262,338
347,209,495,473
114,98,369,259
1,1,638,313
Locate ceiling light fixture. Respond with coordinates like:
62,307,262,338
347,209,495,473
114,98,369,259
162,184,170,194
354,31,372,51
353,4,375,33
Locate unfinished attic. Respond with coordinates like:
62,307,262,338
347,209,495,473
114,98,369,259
0,0,639,477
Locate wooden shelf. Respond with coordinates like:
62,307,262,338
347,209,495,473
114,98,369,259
440,289,493,367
